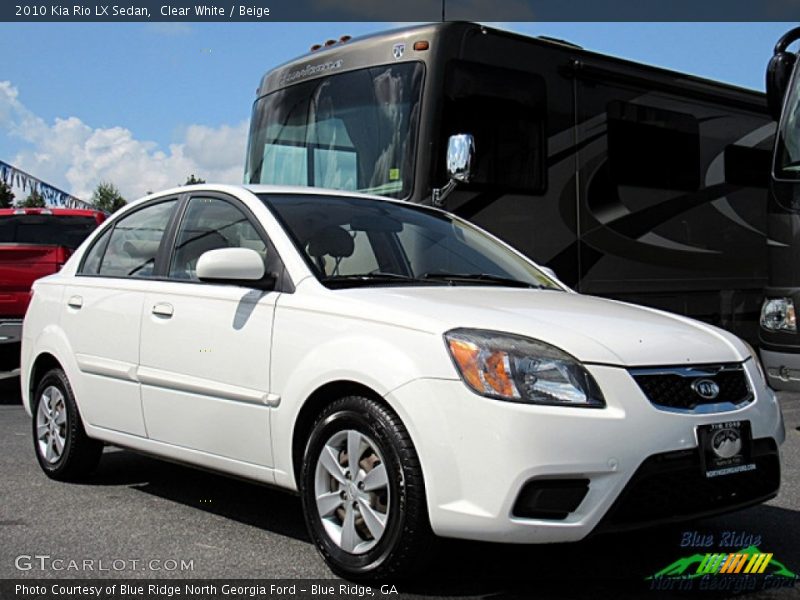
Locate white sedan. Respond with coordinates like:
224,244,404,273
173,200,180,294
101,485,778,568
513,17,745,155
21,185,785,579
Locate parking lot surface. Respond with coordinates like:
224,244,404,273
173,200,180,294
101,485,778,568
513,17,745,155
1,379,798,598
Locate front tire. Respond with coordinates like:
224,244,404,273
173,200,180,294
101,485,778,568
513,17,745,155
32,368,102,480
300,396,431,580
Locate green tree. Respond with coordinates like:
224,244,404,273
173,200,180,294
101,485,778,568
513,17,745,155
183,174,206,185
0,180,14,208
19,190,46,208
91,181,127,213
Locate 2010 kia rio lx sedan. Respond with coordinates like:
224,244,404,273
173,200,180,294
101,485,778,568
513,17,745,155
21,184,785,579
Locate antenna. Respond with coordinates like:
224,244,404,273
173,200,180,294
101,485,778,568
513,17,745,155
441,0,445,21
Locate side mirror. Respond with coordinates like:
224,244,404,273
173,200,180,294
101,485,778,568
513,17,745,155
433,133,476,207
539,266,558,281
538,265,573,291
446,133,476,183
766,27,800,121
196,247,269,287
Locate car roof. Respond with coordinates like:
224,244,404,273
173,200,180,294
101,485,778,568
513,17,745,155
134,183,419,211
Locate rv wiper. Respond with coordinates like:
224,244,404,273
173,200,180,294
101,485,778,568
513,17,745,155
418,272,545,289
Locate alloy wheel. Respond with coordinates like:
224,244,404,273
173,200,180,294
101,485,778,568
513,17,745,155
313,429,390,554
36,385,68,464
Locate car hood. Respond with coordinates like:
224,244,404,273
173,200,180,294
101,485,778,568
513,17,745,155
325,286,748,367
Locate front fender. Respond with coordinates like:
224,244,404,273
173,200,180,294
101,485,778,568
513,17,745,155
269,306,457,489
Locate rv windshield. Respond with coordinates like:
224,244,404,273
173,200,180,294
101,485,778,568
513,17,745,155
775,68,800,181
245,62,424,199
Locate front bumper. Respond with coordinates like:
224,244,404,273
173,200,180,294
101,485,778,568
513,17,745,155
385,360,784,544
594,437,779,534
760,347,800,392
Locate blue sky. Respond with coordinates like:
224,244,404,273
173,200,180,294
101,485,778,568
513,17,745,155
0,22,793,200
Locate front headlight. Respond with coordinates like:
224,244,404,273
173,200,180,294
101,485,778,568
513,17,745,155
444,328,605,407
760,297,797,332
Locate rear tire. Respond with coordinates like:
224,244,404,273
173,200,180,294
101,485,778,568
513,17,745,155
300,395,431,580
32,368,102,480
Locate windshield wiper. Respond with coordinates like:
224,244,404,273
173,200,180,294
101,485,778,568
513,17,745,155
321,272,439,288
321,272,550,290
418,272,546,289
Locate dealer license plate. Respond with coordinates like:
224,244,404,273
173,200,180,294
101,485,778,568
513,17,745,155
697,420,756,478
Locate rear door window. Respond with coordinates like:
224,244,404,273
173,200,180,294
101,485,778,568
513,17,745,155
81,200,177,278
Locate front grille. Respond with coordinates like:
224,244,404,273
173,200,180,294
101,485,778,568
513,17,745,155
630,363,752,411
596,438,780,534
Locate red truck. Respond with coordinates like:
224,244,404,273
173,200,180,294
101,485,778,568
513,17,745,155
0,207,105,379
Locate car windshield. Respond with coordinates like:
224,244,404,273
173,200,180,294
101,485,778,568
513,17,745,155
0,215,98,249
245,62,424,199
261,194,561,290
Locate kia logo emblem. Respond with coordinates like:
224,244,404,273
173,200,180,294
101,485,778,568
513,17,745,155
691,379,720,400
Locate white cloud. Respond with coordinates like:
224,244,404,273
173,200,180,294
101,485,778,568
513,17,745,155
0,80,248,202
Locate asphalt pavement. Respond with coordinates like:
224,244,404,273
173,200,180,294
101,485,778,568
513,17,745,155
1,379,798,598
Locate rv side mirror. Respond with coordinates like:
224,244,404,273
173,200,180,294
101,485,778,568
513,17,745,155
767,53,797,121
767,27,800,121
433,134,476,207
446,133,476,183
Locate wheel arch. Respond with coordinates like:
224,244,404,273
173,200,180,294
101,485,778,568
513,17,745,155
27,352,64,413
22,321,80,418
291,379,388,487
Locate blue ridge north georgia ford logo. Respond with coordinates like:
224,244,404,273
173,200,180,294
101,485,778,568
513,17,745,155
711,427,743,459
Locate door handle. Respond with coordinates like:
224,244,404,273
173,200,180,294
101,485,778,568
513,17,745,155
151,302,174,318
67,295,83,309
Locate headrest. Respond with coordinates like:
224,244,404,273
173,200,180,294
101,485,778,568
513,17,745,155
307,226,354,259
122,239,160,259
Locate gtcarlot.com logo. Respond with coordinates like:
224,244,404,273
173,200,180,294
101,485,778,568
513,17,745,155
15,554,194,572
